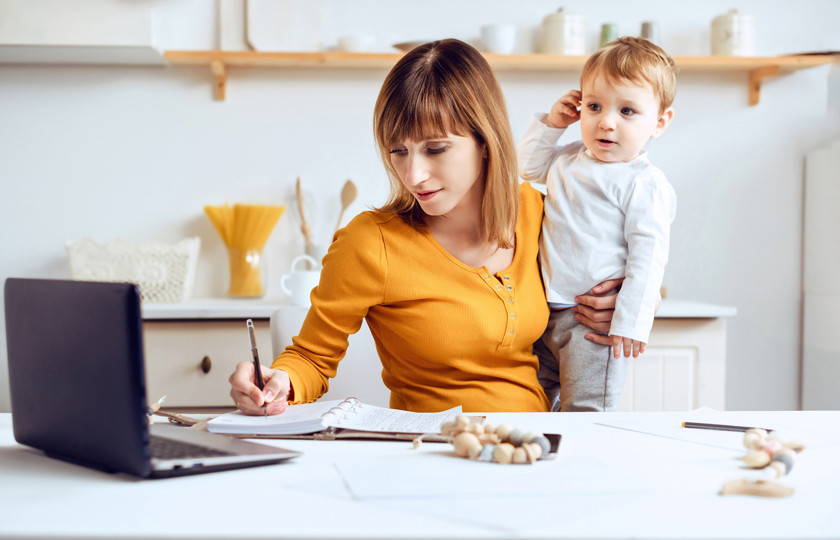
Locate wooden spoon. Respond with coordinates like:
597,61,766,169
296,177,312,250
335,179,358,233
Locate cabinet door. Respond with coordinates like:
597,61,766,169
616,347,698,411
143,320,271,407
616,318,727,411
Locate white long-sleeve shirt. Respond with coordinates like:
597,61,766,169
518,114,676,343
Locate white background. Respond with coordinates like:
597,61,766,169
1,0,839,412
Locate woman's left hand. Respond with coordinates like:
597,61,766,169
573,278,662,345
572,278,623,345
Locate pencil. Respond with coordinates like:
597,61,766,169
246,319,267,418
682,421,773,433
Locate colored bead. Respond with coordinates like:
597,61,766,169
529,435,551,457
771,452,794,475
762,440,783,456
508,428,524,446
476,443,495,462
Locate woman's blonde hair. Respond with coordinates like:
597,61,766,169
582,36,677,114
373,39,519,248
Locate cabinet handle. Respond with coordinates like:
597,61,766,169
200,356,212,374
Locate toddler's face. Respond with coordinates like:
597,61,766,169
579,74,672,163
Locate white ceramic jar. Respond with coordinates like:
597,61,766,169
711,9,755,56
541,8,585,55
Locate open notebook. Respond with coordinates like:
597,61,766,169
207,398,462,440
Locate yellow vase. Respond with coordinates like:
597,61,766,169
227,248,265,297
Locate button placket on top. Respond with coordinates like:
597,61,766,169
482,271,517,348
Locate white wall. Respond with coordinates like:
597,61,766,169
1,0,839,412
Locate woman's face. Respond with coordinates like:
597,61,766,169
388,133,486,218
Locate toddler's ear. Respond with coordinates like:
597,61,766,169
652,107,674,138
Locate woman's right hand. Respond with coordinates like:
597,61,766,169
229,361,291,416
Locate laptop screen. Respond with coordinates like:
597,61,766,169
5,278,153,476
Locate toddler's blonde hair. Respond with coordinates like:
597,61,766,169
581,36,677,113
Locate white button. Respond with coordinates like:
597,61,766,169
506,297,513,303
511,313,517,319
508,329,515,335
506,285,512,290
503,275,510,280
483,274,491,280
496,284,502,290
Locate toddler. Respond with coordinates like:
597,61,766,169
518,37,677,412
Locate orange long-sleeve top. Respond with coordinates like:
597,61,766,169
272,183,551,413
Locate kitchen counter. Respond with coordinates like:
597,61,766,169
142,297,737,320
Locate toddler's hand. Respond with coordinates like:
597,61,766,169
609,335,646,359
546,90,582,129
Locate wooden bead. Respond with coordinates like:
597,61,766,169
495,424,513,441
466,422,484,435
468,441,485,460
745,428,768,439
522,443,538,464
783,441,806,453
483,423,496,435
454,415,471,429
767,430,785,442
440,421,460,437
453,432,481,458
527,442,543,460
508,428,524,446
768,461,787,478
493,443,515,464
512,447,528,464
478,433,500,445
743,450,771,468
743,431,765,451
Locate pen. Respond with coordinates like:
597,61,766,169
246,319,267,418
682,422,773,433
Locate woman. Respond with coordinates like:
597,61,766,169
229,39,621,414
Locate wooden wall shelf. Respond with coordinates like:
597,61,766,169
164,50,835,104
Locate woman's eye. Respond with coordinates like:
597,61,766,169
426,146,447,155
389,148,407,155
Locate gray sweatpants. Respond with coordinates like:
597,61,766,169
534,308,627,412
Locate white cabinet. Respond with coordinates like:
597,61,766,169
143,298,735,411
143,319,271,408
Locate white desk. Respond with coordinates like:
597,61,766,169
2,408,838,539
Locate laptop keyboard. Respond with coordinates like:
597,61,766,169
150,436,234,460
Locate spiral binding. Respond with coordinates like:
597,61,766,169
320,397,361,425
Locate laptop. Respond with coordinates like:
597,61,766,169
4,277,300,478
